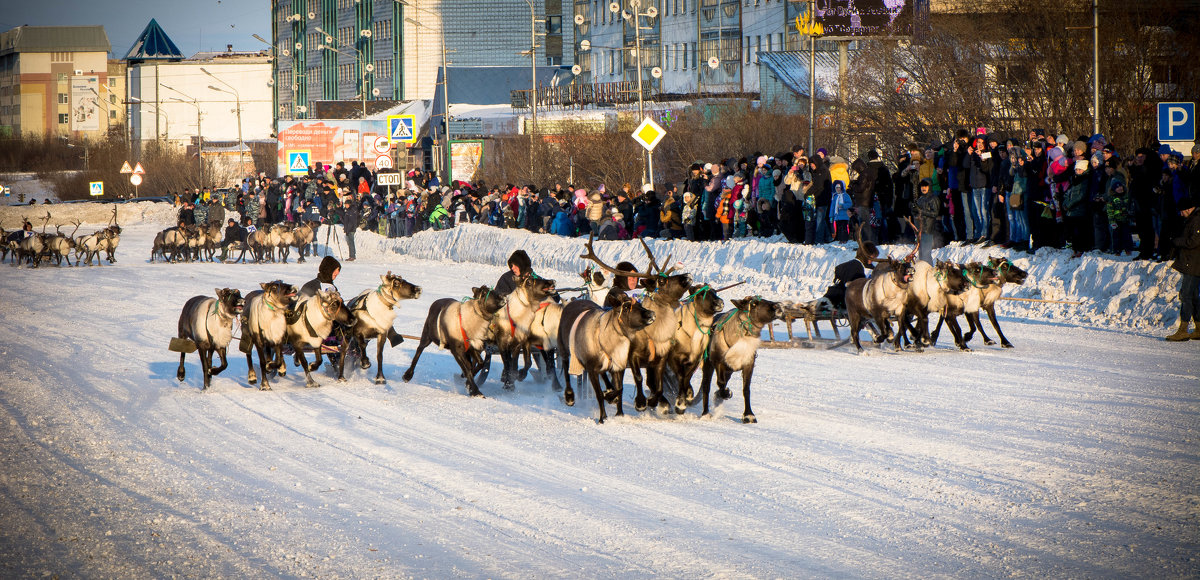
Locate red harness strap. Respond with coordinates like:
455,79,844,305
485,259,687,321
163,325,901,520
458,307,470,352
506,304,517,339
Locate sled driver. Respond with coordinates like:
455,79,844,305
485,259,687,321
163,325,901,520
821,240,880,311
5,220,33,244
299,255,341,299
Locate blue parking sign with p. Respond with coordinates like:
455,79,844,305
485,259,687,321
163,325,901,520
1158,102,1195,142
388,115,417,145
287,150,311,175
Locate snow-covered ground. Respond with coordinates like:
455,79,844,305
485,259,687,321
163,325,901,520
0,210,1197,578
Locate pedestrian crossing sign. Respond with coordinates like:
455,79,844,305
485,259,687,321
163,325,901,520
287,150,311,174
387,114,417,145
89,181,104,196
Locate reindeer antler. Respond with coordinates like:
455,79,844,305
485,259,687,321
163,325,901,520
41,212,52,234
904,217,921,262
637,238,679,275
69,219,81,239
580,233,656,279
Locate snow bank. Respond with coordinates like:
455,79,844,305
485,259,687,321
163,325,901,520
381,224,1183,333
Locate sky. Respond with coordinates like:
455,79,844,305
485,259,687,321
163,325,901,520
1,0,271,58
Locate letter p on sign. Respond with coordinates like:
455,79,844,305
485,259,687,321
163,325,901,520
1158,102,1195,142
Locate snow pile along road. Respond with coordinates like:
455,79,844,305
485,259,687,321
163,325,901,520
383,223,1186,332
0,222,1196,578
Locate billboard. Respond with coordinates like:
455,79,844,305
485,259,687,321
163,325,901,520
276,119,387,176
808,0,923,38
449,140,484,184
70,75,102,132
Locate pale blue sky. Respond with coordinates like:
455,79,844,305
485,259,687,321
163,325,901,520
1,0,271,58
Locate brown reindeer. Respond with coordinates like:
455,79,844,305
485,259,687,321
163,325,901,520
932,262,999,351
403,285,507,397
478,271,557,391
337,272,422,384
901,260,968,350
285,289,353,388
557,294,657,423
845,258,915,352
240,281,299,390
963,257,1030,348
666,284,725,413
43,220,81,266
175,288,244,390
698,296,783,423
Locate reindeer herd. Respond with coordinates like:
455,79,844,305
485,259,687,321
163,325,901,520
151,220,319,264
3,212,122,268
171,233,1029,425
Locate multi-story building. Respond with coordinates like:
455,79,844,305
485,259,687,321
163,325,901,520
124,19,273,156
0,25,115,139
269,0,575,120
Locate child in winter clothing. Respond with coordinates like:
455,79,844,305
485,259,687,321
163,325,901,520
1105,179,1133,255
830,181,853,242
733,197,749,237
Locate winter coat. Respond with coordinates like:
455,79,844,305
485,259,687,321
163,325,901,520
208,202,225,226
809,160,832,207
913,191,942,234
550,210,575,236
585,193,605,222
1062,170,1091,218
1105,178,1131,225
193,203,209,226
1171,210,1200,276
964,147,993,190
830,187,853,222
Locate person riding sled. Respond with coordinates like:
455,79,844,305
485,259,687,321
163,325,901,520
821,237,880,311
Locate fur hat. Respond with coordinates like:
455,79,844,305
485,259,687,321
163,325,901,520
507,249,532,274
317,256,341,284
612,261,638,291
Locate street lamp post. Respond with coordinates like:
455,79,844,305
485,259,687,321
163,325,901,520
202,67,246,175
164,91,204,187
523,0,540,182
404,15,452,185
612,0,656,187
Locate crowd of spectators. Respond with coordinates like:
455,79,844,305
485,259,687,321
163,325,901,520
167,129,1200,267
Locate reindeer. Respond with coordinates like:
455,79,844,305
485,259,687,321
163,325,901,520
477,271,557,391
42,220,81,266
274,223,296,263
932,262,999,351
557,294,657,423
403,285,507,397
12,218,45,268
962,256,1030,348
174,288,244,390
667,284,725,413
520,297,565,391
285,289,353,388
901,260,968,351
698,296,782,423
290,221,318,263
240,280,299,390
100,224,121,264
845,257,915,352
247,226,275,263
337,272,422,384
198,222,223,262
150,224,190,262
580,235,692,412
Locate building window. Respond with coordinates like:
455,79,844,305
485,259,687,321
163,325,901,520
58,93,68,104
57,73,68,82
110,110,116,120
58,113,68,124
546,15,562,34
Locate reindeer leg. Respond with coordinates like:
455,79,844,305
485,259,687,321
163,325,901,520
544,349,562,391
587,370,608,424
335,333,349,382
374,335,387,384
962,314,976,344
211,347,228,376
500,348,517,390
177,350,188,382
453,350,484,397
716,367,734,400
650,358,670,412
947,316,970,351
699,359,716,417
931,314,944,346
245,348,258,386
741,361,757,424
561,353,575,407
254,343,271,390
517,346,532,381
274,344,287,377
401,333,433,382
987,305,1013,348
972,311,995,345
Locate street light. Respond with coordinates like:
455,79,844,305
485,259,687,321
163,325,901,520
404,13,452,185
611,0,657,188
128,96,169,141
203,69,247,176
522,0,542,183
253,33,304,126
165,91,204,186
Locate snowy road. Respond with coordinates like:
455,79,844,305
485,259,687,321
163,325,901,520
0,223,1197,578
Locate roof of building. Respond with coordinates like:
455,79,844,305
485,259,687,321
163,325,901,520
0,25,110,55
757,51,841,101
124,19,184,63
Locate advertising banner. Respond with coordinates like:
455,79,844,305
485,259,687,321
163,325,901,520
70,75,102,132
449,141,484,184
276,120,387,176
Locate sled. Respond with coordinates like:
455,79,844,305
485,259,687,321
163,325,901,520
763,299,848,349
168,337,198,354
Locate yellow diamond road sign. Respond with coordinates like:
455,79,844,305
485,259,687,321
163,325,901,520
632,117,666,152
